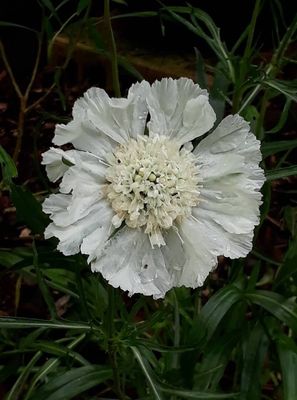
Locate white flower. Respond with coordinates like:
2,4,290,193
42,78,265,299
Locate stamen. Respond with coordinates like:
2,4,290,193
105,136,200,245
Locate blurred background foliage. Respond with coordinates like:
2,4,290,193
0,0,297,399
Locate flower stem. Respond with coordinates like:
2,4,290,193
106,286,126,399
104,0,121,97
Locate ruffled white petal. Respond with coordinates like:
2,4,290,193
43,150,109,227
44,200,113,256
193,114,265,258
53,81,149,157
175,218,218,288
41,147,76,182
146,77,216,145
91,227,174,299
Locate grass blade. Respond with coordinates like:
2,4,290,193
277,336,297,400
245,291,297,332
265,166,297,181
6,351,42,400
29,365,112,400
240,323,268,400
0,317,96,330
131,346,164,400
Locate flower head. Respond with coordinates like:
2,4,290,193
42,78,265,299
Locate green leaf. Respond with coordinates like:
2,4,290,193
33,241,57,319
194,333,237,391
181,285,242,387
163,6,235,83
0,250,23,267
277,336,297,400
77,0,90,14
32,341,89,365
30,365,112,400
194,285,242,344
274,235,297,287
266,98,292,133
10,183,49,234
194,48,208,89
210,63,230,125
240,323,269,400
23,334,86,400
0,145,17,182
263,79,297,103
159,383,239,399
261,139,297,158
0,317,95,330
131,346,164,400
265,165,297,181
241,105,259,134
245,291,297,332
6,351,42,400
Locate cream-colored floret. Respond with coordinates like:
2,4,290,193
105,135,200,247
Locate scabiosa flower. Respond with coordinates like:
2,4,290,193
42,78,265,299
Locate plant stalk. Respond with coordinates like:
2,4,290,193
104,0,121,97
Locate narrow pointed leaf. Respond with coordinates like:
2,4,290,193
245,291,297,332
29,365,112,400
277,336,297,400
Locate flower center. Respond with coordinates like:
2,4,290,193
105,136,200,247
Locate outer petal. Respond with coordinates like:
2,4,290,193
41,148,76,182
91,227,174,299
53,81,149,157
175,218,218,288
43,150,108,227
193,114,265,258
146,78,216,145
44,200,113,256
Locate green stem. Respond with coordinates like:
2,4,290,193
106,286,125,399
233,0,262,113
170,291,180,400
256,89,269,140
104,0,121,97
172,290,180,369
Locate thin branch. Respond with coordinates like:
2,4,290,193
24,35,43,100
0,40,23,99
26,82,56,112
